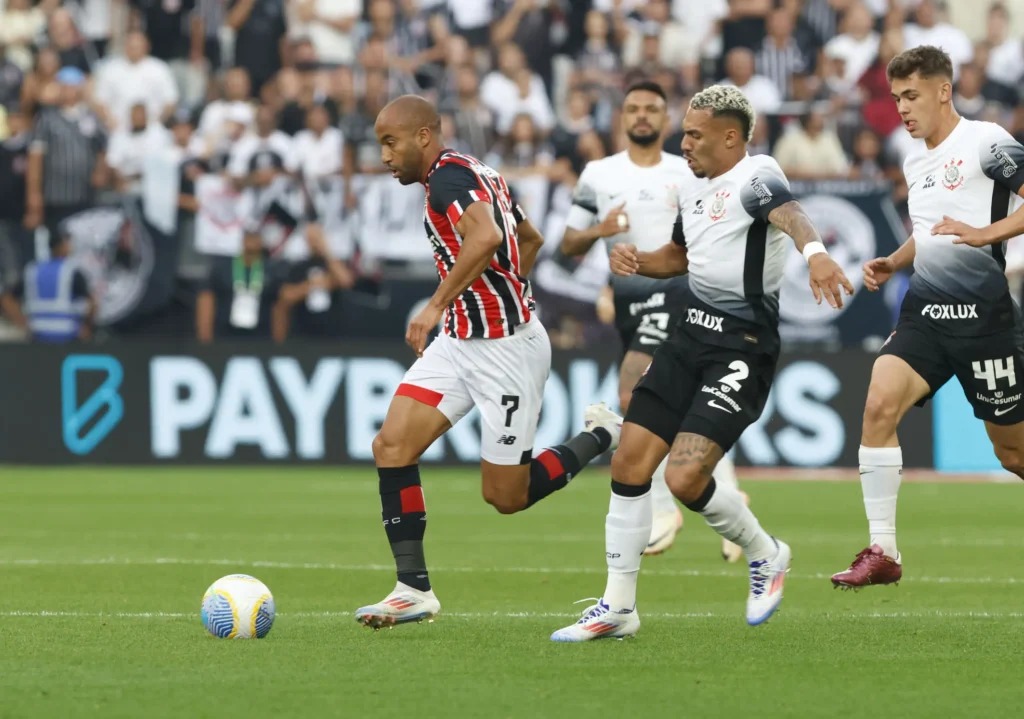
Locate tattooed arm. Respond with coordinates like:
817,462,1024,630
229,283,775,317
768,200,854,309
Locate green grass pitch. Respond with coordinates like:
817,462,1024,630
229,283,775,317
2,467,1023,718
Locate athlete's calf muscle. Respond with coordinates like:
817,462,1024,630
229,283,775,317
618,350,653,412
373,396,452,467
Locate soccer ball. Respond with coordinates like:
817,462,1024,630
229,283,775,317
201,574,276,639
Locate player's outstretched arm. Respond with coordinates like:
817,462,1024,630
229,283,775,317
609,242,688,279
932,201,1024,247
561,203,628,256
517,216,544,276
768,200,854,309
406,201,502,355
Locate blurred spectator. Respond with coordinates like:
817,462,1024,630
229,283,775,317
720,0,772,63
773,109,850,179
848,127,888,182
550,87,595,166
227,0,288,97
983,3,1023,96
339,68,389,175
194,0,227,70
576,10,620,87
756,7,813,101
196,228,284,342
228,104,293,184
292,102,342,182
107,103,173,195
720,47,782,115
132,0,207,109
823,1,879,97
20,46,61,117
954,63,990,121
271,224,354,343
27,67,108,242
19,231,96,343
622,0,699,91
440,64,495,160
197,67,254,153
287,0,362,67
45,8,91,74
0,105,31,287
902,0,973,79
491,0,561,96
857,29,904,143
71,0,116,59
94,31,179,130
448,0,493,49
0,50,24,110
0,0,47,73
480,43,555,136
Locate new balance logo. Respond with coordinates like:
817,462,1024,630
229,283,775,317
686,308,724,332
497,435,517,445
921,303,978,320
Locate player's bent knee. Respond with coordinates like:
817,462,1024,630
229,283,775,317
481,484,528,514
664,465,705,504
371,431,414,467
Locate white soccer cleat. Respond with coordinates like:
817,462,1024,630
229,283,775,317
721,491,750,563
355,582,441,629
644,507,684,556
746,539,791,626
584,403,623,451
550,599,640,642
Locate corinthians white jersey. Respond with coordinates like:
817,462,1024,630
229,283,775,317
566,151,700,296
674,153,795,338
905,118,1024,334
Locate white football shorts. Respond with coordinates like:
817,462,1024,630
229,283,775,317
396,317,551,464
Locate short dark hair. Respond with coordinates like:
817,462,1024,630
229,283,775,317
624,80,667,103
886,45,953,82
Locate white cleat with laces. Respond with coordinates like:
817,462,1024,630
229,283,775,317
355,582,441,629
584,403,623,451
550,599,640,642
746,539,791,626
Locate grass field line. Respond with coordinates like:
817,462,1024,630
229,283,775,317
4,609,1024,621
3,556,1023,586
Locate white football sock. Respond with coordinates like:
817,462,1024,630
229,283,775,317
649,458,677,515
699,480,776,562
712,451,739,489
859,445,902,557
603,487,652,612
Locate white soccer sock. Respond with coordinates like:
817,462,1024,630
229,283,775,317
649,458,677,515
712,451,739,490
698,480,776,562
603,487,652,612
859,445,902,557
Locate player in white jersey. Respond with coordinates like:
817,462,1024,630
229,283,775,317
550,85,853,640
831,46,1024,589
560,81,748,561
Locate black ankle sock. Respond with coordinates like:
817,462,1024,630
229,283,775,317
683,477,717,513
378,465,430,592
611,479,652,497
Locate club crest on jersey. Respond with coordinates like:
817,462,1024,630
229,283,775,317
942,158,964,190
709,191,730,221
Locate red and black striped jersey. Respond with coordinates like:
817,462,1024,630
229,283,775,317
424,149,533,339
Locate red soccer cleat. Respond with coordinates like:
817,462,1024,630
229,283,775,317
831,545,902,589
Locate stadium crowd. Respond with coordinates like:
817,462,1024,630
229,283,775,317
0,0,1021,345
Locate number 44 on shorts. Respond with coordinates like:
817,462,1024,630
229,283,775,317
973,357,1018,391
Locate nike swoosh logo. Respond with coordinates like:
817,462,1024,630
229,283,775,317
908,180,917,190
994,404,1017,417
707,400,734,413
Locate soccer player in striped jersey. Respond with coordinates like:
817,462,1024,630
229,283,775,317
832,46,1024,588
355,95,622,629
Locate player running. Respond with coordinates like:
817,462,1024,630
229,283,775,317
831,46,1024,589
355,95,622,629
550,85,853,641
561,80,748,561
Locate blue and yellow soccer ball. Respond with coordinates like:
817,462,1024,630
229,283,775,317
201,574,275,639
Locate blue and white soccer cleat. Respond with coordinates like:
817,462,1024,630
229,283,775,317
355,582,441,629
550,599,640,642
584,403,623,451
746,539,791,626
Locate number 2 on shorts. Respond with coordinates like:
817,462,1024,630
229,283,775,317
719,360,749,392
501,394,520,427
